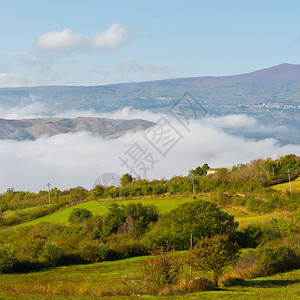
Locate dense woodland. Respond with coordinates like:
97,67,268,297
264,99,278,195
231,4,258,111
0,154,299,292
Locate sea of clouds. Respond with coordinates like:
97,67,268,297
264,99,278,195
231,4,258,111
0,104,299,192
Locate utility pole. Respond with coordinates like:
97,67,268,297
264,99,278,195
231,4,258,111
287,169,292,193
192,177,196,199
47,183,51,205
190,233,193,279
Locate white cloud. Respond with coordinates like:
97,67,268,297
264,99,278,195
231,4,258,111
0,108,299,192
91,23,136,50
204,114,288,133
36,23,136,56
0,73,26,87
0,102,47,119
36,28,88,53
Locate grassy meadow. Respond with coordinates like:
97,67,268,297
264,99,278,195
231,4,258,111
0,254,299,299
10,194,292,230
272,176,300,193
12,197,202,228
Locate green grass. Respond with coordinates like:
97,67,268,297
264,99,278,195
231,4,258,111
0,255,299,299
11,195,289,230
13,197,200,228
222,206,286,228
2,206,36,218
272,176,300,192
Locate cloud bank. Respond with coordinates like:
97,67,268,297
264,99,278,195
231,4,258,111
36,23,136,56
0,107,299,192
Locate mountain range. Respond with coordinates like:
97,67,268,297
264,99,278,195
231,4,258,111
0,63,299,143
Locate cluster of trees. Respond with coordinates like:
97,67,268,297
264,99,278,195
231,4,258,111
93,154,299,198
0,155,299,228
0,200,240,273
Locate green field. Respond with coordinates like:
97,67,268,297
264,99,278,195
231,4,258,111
0,254,299,299
3,206,36,218
222,206,290,228
11,195,289,230
272,176,300,192
13,197,199,228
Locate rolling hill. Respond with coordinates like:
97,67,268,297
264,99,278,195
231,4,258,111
0,117,154,141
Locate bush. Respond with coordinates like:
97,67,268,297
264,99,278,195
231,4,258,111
0,244,18,273
107,234,144,259
68,208,92,224
22,234,46,261
236,224,263,248
43,242,64,266
259,245,300,274
220,252,264,283
260,217,297,244
143,247,183,288
80,243,101,262
98,243,110,261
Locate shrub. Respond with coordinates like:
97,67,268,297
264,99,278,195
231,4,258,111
22,234,46,261
236,224,263,248
246,196,263,212
43,242,64,266
259,245,300,274
107,234,144,259
98,243,110,261
68,208,92,224
260,217,297,244
80,243,101,262
143,247,183,288
219,252,263,284
0,244,18,273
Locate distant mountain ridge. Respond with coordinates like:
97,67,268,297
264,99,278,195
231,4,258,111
0,63,299,144
1,63,300,110
0,117,154,141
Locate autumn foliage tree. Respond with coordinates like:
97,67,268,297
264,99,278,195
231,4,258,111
186,234,241,286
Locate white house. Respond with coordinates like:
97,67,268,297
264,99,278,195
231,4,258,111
207,168,218,175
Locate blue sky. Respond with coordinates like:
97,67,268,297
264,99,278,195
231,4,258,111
1,0,300,87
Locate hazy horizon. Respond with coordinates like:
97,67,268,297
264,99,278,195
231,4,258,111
0,105,299,192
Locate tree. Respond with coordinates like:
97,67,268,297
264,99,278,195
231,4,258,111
186,234,240,286
189,166,203,176
143,199,238,250
102,202,159,238
120,173,133,186
202,163,210,174
68,208,92,224
92,185,105,198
